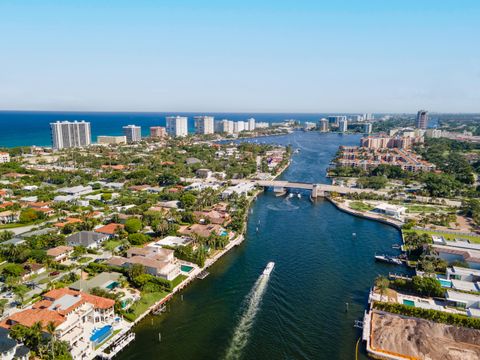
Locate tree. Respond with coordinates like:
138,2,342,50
124,218,142,234
0,299,8,316
13,284,29,304
0,230,14,242
2,263,24,278
127,233,150,245
46,321,57,358
375,275,390,301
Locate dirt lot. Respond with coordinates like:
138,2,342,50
371,311,480,360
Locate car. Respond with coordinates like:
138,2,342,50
49,271,60,276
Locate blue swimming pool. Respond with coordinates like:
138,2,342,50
403,299,415,307
90,325,112,344
181,265,194,272
220,230,228,237
438,278,452,288
105,281,119,290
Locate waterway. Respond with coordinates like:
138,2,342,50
117,132,404,360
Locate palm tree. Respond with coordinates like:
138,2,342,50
374,275,390,302
46,321,57,358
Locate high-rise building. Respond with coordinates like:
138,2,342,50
319,119,329,132
327,116,347,126
247,118,256,131
364,123,372,134
122,125,142,143
194,116,214,135
363,113,374,121
166,116,188,137
234,121,246,133
338,119,348,132
416,110,428,129
97,136,127,145
150,126,167,138
351,115,364,122
50,121,91,150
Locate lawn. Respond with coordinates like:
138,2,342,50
406,205,439,213
123,291,169,322
404,229,480,244
171,274,188,289
349,201,374,212
77,256,93,263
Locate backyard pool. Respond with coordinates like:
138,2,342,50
403,299,415,307
90,325,113,344
181,265,194,273
105,281,120,290
438,278,452,288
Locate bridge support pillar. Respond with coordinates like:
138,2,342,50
311,184,324,198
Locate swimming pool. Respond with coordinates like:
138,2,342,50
220,230,228,237
403,299,415,307
181,265,194,273
105,281,119,290
90,325,112,344
438,278,452,288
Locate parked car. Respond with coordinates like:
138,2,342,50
49,271,60,276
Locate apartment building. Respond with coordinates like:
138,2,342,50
50,121,91,150
166,116,188,137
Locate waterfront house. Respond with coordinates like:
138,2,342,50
445,289,480,310
221,182,255,199
107,246,180,281
0,288,116,360
193,209,231,225
178,223,228,239
372,203,406,219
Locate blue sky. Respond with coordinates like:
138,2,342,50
0,0,479,113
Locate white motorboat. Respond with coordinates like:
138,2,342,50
263,262,275,275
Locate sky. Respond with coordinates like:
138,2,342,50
0,0,479,113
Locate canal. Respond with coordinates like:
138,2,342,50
117,132,404,360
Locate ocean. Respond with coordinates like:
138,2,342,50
0,111,331,148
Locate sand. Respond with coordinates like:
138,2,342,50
371,311,480,360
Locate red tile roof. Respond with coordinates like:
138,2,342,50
95,223,124,235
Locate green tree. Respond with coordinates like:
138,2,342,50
124,218,142,234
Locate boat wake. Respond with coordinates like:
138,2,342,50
224,267,273,360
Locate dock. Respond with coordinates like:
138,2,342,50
197,271,209,279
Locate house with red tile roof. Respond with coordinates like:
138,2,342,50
95,223,124,237
0,288,117,359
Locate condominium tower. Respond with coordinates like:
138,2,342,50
166,116,188,137
122,125,142,143
319,119,329,132
194,116,214,135
416,110,428,129
150,126,167,139
50,121,91,150
338,119,348,132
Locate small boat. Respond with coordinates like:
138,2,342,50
288,193,294,198
375,255,403,265
263,262,275,275
392,244,402,249
297,193,301,199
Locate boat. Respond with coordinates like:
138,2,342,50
197,270,210,279
391,244,402,249
374,255,403,265
263,261,275,275
297,193,301,199
288,193,294,198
